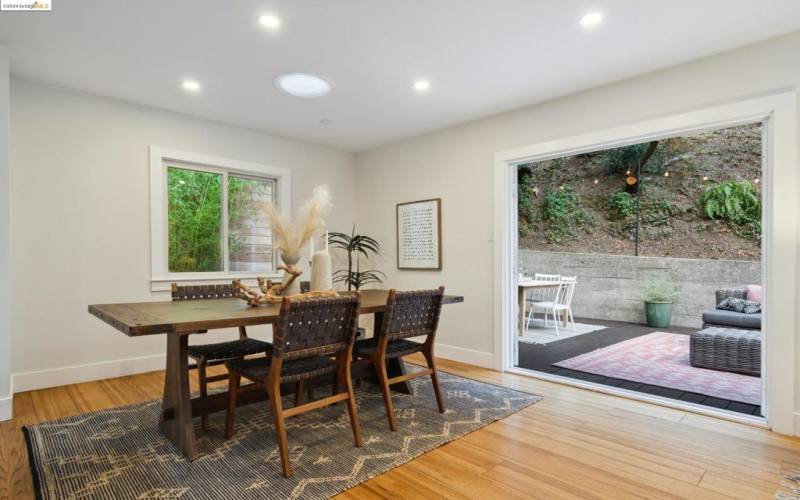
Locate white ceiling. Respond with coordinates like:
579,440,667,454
1,0,799,152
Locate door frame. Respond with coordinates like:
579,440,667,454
493,91,798,434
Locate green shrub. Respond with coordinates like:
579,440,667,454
641,278,680,303
699,180,761,239
607,191,635,219
541,187,589,243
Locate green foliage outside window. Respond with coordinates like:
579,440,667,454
541,187,594,243
607,191,635,220
168,167,223,272
599,144,650,175
517,168,537,236
699,180,761,239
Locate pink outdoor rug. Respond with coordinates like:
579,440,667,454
553,332,762,405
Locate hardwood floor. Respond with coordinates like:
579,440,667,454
2,355,799,499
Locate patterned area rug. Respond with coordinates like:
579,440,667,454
777,472,800,499
24,370,540,499
553,332,762,405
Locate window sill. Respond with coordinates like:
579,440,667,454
150,273,284,292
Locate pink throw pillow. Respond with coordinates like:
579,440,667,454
747,284,762,303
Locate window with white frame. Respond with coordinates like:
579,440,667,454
150,147,291,289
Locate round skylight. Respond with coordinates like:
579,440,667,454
181,79,201,92
413,80,431,92
259,14,281,29
580,12,604,28
275,73,332,98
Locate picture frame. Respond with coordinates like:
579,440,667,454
396,198,442,270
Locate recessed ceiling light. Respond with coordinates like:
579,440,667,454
413,80,430,92
580,12,604,28
259,14,281,29
181,79,201,92
275,73,332,98
320,118,332,125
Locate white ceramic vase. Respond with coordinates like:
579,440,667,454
280,252,302,295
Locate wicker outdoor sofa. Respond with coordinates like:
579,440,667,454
691,287,762,376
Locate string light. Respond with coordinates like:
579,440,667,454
664,171,670,177
702,176,708,182
626,169,631,175
559,185,565,190
754,178,760,184
593,178,599,185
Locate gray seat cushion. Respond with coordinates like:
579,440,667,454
702,309,761,330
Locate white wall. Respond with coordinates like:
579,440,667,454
9,79,357,391
354,32,800,364
0,45,11,421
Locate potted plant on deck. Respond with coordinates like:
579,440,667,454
641,278,680,328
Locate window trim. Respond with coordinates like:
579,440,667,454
149,146,291,292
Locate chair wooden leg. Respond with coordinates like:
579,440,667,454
294,380,304,407
225,372,240,439
331,372,339,396
373,357,397,431
267,383,292,478
198,359,208,430
423,349,446,413
342,362,362,447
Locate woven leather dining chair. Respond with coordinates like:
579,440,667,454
355,287,446,431
224,294,363,478
171,283,271,430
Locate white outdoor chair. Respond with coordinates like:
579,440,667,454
528,276,577,335
528,273,561,302
524,274,560,330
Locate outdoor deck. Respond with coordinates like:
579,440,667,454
515,318,762,416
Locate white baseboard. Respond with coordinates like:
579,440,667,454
10,344,493,394
0,395,12,421
434,343,494,368
12,353,167,393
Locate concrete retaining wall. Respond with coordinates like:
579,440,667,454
519,250,762,328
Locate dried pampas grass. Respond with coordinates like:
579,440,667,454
265,185,332,256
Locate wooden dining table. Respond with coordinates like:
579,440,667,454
88,289,464,460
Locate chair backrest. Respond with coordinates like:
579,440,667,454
272,294,361,361
555,276,577,307
380,287,445,344
171,283,247,337
530,274,560,300
171,283,239,301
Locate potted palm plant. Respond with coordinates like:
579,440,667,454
641,278,680,328
327,227,385,291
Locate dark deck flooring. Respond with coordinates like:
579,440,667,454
515,318,762,417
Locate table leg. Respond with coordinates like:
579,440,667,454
518,287,525,336
159,333,198,461
563,310,568,328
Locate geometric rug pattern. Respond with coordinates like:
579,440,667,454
554,332,761,405
24,370,540,499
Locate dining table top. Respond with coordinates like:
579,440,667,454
89,289,464,337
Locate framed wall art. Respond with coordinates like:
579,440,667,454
396,198,442,270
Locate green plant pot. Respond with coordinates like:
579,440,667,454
644,302,673,328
